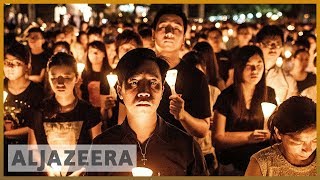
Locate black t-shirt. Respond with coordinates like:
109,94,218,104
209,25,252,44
30,50,51,75
4,79,44,144
215,50,233,82
157,61,211,132
213,85,276,171
29,96,101,145
91,116,208,176
296,72,316,93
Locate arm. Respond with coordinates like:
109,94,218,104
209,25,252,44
118,102,126,125
28,69,45,83
4,127,29,139
212,110,268,150
169,94,210,138
225,68,234,88
245,158,263,176
100,94,116,122
90,122,102,139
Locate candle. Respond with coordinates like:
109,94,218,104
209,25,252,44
77,63,85,76
261,102,277,129
50,162,62,176
284,50,292,59
3,91,8,103
276,57,283,67
165,69,178,95
132,167,153,177
106,73,118,99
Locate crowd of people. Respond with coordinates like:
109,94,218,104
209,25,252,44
3,6,317,176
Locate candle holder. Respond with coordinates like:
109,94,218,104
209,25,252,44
261,102,277,130
106,73,118,99
165,69,178,95
132,167,153,177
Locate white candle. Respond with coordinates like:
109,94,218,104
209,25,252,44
50,162,62,176
261,102,277,129
276,57,283,67
3,91,8,103
106,73,118,99
165,69,178,95
77,63,85,76
132,167,153,177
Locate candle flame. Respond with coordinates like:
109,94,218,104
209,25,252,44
106,73,118,87
77,63,85,75
132,167,153,177
261,102,277,119
3,91,8,103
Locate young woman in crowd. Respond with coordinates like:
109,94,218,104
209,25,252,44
80,41,112,108
245,96,316,176
28,52,102,176
212,45,277,175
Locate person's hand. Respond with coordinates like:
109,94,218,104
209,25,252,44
248,130,270,144
69,167,86,176
45,165,61,176
104,95,116,110
169,94,186,121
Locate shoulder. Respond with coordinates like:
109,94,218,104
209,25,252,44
93,125,123,144
29,81,44,91
252,144,279,165
178,61,207,80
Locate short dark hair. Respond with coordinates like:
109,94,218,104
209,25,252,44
87,26,102,36
28,27,44,38
207,27,222,37
5,42,31,65
268,96,316,141
152,6,188,34
256,25,284,43
115,30,143,54
115,48,169,85
47,52,78,77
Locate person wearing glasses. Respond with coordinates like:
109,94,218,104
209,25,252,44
256,25,298,104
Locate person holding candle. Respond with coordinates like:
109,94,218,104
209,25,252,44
256,25,298,104
151,6,211,138
28,52,102,176
80,41,112,108
245,96,316,176
91,48,208,176
3,42,45,175
212,46,277,175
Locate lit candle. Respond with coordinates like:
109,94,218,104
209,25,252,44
3,91,8,103
165,69,178,95
276,57,283,67
106,73,118,99
132,167,153,177
284,50,292,59
77,63,85,76
261,102,277,129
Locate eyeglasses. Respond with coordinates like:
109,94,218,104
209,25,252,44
4,60,24,68
261,42,283,49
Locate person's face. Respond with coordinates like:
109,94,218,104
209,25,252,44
106,43,117,66
118,41,138,59
79,34,88,46
118,61,163,116
242,54,264,86
4,54,28,81
237,28,252,45
88,47,105,65
207,31,222,49
279,127,317,162
27,32,44,50
53,45,68,55
154,14,185,53
55,33,65,42
48,65,77,97
259,36,283,64
88,34,102,43
294,51,309,71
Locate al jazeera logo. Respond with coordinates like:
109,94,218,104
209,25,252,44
7,145,137,173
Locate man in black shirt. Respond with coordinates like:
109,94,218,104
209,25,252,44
152,7,211,138
92,48,208,176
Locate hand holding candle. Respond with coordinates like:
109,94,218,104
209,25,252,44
165,69,178,95
261,102,277,130
132,167,153,177
106,73,118,99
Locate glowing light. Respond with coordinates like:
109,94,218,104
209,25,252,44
107,73,118,99
102,19,107,24
198,18,204,23
287,25,295,31
143,18,148,23
277,12,283,17
222,36,229,43
118,12,123,17
239,14,246,20
247,13,254,19
298,31,303,36
119,4,135,13
284,50,292,59
271,14,279,21
186,40,191,46
256,12,262,18
3,91,8,103
266,12,273,18
228,29,234,36
132,167,153,177
77,63,85,75
261,102,277,129
276,57,283,67
215,22,221,28
165,69,178,95
222,15,228,21
105,4,111,7
191,25,197,31
304,14,310,19
117,28,123,33
142,12,147,17
209,16,216,22
233,15,239,21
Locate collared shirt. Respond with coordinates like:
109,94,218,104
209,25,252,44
266,66,298,103
91,116,208,176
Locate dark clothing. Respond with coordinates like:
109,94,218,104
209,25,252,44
157,61,211,132
29,96,101,145
296,72,316,94
80,69,104,108
215,50,233,82
213,85,276,171
30,50,51,75
229,46,240,65
91,116,208,176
